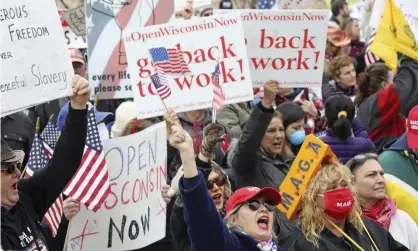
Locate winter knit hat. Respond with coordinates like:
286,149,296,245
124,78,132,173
111,101,137,138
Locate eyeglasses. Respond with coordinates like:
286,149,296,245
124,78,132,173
207,175,227,190
1,162,21,175
347,153,378,170
246,199,276,212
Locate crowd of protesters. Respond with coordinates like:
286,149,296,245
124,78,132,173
2,0,418,250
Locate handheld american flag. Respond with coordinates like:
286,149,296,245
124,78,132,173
26,133,64,237
365,29,381,66
40,118,60,156
149,47,191,74
151,71,172,101
63,108,111,212
258,0,275,9
212,60,225,112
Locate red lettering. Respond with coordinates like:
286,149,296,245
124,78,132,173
104,183,118,210
302,29,316,49
174,76,194,90
260,29,273,49
296,50,309,69
219,36,236,59
137,81,158,97
208,46,218,61
195,49,207,63
132,179,140,203
289,36,300,49
272,58,286,70
251,58,271,70
196,73,211,87
220,61,237,83
121,181,130,205
149,168,155,192
137,58,151,78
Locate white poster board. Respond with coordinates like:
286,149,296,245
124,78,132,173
1,0,74,116
85,0,175,99
67,122,167,251
124,13,253,119
214,10,328,88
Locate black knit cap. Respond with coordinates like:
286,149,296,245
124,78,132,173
276,102,306,129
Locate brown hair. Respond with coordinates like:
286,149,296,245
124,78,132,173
343,18,358,36
330,55,353,78
121,117,160,136
354,63,390,106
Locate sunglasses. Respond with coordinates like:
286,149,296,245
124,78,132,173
1,162,21,175
246,199,276,212
347,153,379,170
206,175,227,190
203,12,212,17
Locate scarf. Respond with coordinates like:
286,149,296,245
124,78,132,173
362,198,396,230
257,236,278,251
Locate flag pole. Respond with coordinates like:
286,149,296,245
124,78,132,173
20,117,40,179
93,94,99,109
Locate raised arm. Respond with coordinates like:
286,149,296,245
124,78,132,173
231,81,278,175
170,125,240,251
18,75,90,219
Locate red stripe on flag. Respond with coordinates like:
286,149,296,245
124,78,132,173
76,156,106,203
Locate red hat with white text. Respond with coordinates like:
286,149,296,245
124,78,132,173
226,186,281,214
407,105,418,149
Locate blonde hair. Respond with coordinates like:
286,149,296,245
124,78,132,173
298,163,364,247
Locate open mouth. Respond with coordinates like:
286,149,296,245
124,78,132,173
273,142,282,148
257,215,269,230
212,194,222,205
11,182,17,191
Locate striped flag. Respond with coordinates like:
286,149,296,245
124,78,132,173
212,61,225,112
151,70,172,100
63,108,111,212
149,47,191,74
26,133,64,237
365,30,381,66
40,119,60,154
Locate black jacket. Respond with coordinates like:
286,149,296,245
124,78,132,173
281,217,409,251
1,112,35,169
229,102,294,189
1,105,87,251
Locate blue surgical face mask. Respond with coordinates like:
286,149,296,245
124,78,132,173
289,130,306,145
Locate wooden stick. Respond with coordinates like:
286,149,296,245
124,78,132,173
93,94,99,109
20,117,40,178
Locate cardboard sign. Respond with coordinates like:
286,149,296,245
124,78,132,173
63,6,86,36
277,135,338,220
59,11,87,48
1,0,74,116
214,10,328,88
85,0,174,100
124,13,253,119
67,122,167,251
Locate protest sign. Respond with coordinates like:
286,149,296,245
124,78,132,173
67,122,167,251
1,0,74,116
63,6,86,36
214,10,328,88
60,11,87,48
175,0,212,11
124,13,253,119
85,0,174,100
277,135,338,220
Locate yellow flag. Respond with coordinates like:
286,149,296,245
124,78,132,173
370,0,418,70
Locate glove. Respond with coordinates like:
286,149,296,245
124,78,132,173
200,123,225,158
168,166,184,197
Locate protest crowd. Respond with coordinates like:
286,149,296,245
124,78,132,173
1,0,418,250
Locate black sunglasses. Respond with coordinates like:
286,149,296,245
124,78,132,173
1,162,21,175
206,175,227,190
347,153,379,170
246,199,276,212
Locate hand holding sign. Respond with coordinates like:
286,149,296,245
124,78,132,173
277,135,338,220
261,81,279,108
70,75,91,110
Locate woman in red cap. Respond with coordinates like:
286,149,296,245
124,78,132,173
169,123,283,251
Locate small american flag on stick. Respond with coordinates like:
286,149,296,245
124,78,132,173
149,47,190,74
151,70,172,100
212,60,225,112
63,108,111,212
26,132,63,237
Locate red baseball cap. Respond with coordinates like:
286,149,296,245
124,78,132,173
407,105,418,149
226,186,282,214
69,48,85,65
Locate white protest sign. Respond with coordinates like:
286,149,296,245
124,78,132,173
59,11,87,49
1,0,74,116
124,13,253,119
63,6,86,36
67,122,167,251
370,0,418,39
175,0,212,11
214,10,328,88
86,0,175,100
